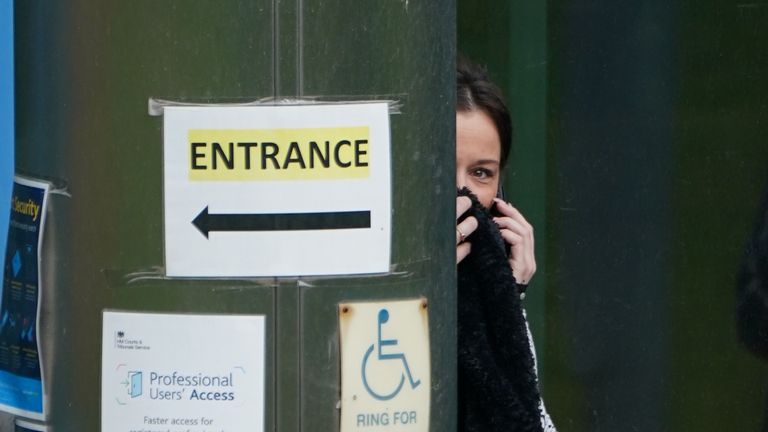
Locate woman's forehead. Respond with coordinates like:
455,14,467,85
457,111,501,161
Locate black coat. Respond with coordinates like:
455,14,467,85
737,181,768,432
738,183,768,360
457,189,544,432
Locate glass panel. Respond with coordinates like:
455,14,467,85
460,1,768,430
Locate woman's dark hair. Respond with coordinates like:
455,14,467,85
457,55,513,168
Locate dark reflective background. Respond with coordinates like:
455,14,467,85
461,1,768,430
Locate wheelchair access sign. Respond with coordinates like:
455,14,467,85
339,299,430,432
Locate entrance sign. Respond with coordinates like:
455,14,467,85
163,103,392,277
339,299,430,431
101,311,266,432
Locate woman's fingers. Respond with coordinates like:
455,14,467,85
457,196,472,218
493,199,537,284
493,198,534,231
456,196,477,263
500,233,536,283
456,196,478,245
456,215,478,245
498,227,523,246
493,215,532,239
499,228,536,282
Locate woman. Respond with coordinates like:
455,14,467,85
455,56,555,432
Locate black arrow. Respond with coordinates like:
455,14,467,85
192,206,371,238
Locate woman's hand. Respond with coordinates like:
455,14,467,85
456,196,478,264
492,198,536,285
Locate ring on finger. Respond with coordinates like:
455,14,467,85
456,227,466,244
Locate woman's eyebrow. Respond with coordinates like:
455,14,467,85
472,159,500,166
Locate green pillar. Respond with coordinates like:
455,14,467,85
14,2,455,430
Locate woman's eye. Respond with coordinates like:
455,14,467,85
470,168,494,180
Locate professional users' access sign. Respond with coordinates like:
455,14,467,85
162,103,392,277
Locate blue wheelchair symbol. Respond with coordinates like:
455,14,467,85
361,308,421,401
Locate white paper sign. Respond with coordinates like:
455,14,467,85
339,299,430,432
163,103,392,277
101,311,265,432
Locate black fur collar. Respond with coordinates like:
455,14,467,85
457,188,544,432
